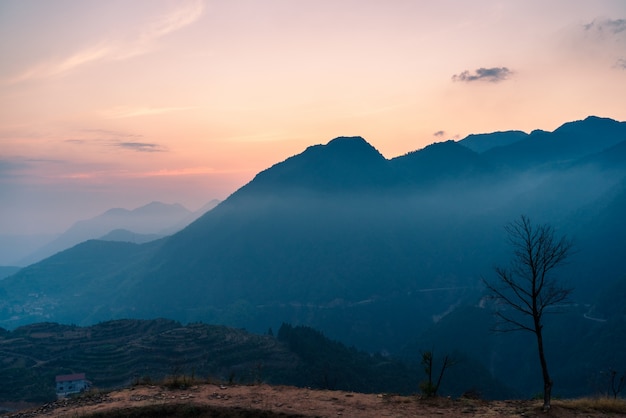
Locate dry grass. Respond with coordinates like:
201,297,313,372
554,396,626,414
13,384,626,418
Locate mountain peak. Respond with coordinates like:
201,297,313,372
234,136,390,195
304,136,383,159
326,135,368,146
554,115,622,135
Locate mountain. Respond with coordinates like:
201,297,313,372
1,116,626,397
391,140,493,188
236,136,395,194
18,201,197,265
159,198,221,235
482,116,626,169
0,266,20,280
98,229,164,244
459,130,528,153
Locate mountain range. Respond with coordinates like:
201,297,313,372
1,199,220,267
1,116,625,397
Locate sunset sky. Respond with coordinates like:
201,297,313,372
1,0,626,235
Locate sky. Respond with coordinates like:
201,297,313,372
1,0,626,235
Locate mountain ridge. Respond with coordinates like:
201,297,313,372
16,200,219,266
2,115,626,400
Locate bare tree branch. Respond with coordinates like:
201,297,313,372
482,215,573,410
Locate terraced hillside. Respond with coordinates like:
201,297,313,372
0,319,420,406
0,319,299,404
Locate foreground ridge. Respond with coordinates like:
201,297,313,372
6,383,626,418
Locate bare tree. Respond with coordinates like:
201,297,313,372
419,349,456,398
607,368,626,399
483,215,573,410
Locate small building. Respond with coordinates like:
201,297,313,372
55,373,89,398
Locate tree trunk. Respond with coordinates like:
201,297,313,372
535,325,552,410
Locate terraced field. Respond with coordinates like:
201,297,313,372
0,319,299,404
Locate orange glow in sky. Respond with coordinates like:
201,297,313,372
1,0,626,234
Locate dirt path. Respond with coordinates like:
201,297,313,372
4,384,624,417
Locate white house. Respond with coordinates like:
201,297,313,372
55,373,89,398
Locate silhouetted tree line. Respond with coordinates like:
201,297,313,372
277,323,417,394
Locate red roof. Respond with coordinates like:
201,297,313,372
55,373,86,382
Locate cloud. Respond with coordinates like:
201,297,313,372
452,67,513,83
433,130,445,137
584,18,626,35
617,58,626,69
5,0,204,84
7,44,114,84
64,129,165,152
115,142,166,152
65,128,143,144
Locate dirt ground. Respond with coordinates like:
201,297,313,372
4,384,625,418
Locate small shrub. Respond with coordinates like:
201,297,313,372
460,388,482,400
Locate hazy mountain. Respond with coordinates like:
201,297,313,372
18,201,194,265
98,229,164,244
161,198,221,235
1,116,625,364
0,233,58,266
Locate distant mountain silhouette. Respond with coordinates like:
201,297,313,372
17,201,217,265
483,116,626,169
160,198,221,234
98,229,164,244
2,116,626,366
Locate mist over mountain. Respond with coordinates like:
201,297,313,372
1,116,625,398
14,200,219,266
0,233,58,267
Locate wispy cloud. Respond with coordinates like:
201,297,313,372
579,18,626,69
100,106,196,119
5,0,204,84
115,142,166,152
64,129,166,152
433,130,445,137
65,128,143,144
7,44,113,84
452,67,513,83
584,18,626,35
